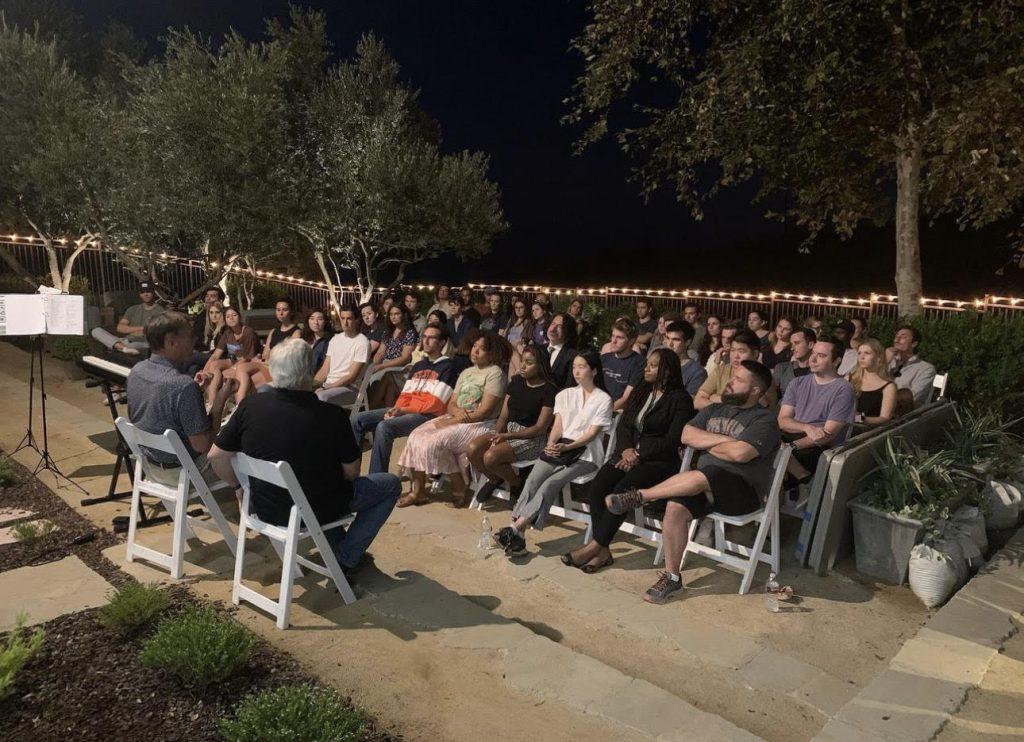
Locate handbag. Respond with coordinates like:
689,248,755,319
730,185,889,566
539,437,585,467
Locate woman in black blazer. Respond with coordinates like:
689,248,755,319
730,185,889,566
563,348,695,573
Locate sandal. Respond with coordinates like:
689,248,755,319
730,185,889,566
396,493,429,508
560,552,584,568
446,493,470,509
580,556,614,574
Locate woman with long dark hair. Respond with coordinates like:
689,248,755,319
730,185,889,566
761,315,795,369
360,302,386,356
562,348,694,573
302,308,334,377
467,345,558,502
501,297,531,348
368,303,419,407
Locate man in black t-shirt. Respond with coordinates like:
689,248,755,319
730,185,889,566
635,297,658,353
209,339,401,576
606,360,781,604
600,317,645,411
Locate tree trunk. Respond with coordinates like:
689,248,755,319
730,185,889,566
895,143,924,317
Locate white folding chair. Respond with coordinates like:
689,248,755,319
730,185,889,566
230,453,356,629
114,417,237,579
677,444,792,595
343,366,392,415
633,447,696,556
932,372,949,401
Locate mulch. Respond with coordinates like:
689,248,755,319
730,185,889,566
0,454,125,585
0,453,399,741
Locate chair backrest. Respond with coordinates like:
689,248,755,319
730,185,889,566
114,416,207,491
680,446,695,472
345,366,391,413
932,372,949,400
230,452,317,528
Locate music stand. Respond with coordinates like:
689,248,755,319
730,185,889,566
2,292,87,493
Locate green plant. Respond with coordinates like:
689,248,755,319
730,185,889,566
98,583,170,636
219,684,367,742
861,436,981,525
0,613,45,701
45,335,92,362
945,406,1023,472
11,520,55,541
139,605,254,689
0,456,13,487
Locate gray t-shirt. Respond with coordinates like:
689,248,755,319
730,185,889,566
689,403,781,499
122,303,166,341
781,374,857,445
679,358,708,397
126,354,210,464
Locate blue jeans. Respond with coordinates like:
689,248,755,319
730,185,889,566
351,409,432,474
324,473,401,569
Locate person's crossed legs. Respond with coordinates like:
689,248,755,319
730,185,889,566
352,410,432,474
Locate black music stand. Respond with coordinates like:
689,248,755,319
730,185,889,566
16,335,87,494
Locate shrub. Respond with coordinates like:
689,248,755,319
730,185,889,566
139,605,254,689
0,457,13,487
0,613,45,701
98,583,170,636
45,335,92,362
11,521,55,541
219,684,367,742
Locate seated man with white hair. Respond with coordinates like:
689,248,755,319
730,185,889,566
209,338,401,579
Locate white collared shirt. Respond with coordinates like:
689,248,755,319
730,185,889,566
549,343,564,365
553,385,614,464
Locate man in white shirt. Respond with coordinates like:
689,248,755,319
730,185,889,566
832,320,859,376
886,325,937,408
314,304,369,406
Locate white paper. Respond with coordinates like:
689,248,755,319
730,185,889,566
42,294,85,335
0,294,46,335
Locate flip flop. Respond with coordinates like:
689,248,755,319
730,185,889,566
580,556,614,574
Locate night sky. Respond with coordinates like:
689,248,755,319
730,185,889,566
56,2,1024,296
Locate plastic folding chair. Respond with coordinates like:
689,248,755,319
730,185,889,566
230,452,356,629
115,417,236,579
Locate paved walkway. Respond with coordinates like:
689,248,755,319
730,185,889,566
0,555,112,630
1,342,994,741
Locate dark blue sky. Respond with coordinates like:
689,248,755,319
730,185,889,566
66,1,1022,294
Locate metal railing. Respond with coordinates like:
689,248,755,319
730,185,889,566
1,236,1021,324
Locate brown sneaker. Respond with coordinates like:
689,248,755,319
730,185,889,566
644,571,684,604
606,488,644,515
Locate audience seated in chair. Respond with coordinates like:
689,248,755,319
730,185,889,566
849,338,896,427
664,321,707,397
601,317,645,411
695,329,761,410
351,323,458,474
313,304,370,407
703,319,736,373
771,326,815,398
192,286,226,351
233,297,303,401
886,325,937,408
359,302,387,357
367,303,418,409
302,308,334,378
761,315,795,370
92,280,165,356
208,338,400,581
201,306,261,405
446,295,479,348
564,348,695,574
404,291,428,334
546,312,579,389
778,339,857,484
747,309,771,350
683,302,707,355
426,285,450,317
397,332,510,509
634,297,658,353
469,345,557,504
493,350,613,558
127,311,235,486
478,287,508,333
601,360,780,604
832,319,860,376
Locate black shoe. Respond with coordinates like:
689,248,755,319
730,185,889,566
504,532,527,558
475,480,499,504
493,526,516,550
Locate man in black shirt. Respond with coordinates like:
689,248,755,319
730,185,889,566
209,338,400,575
635,297,658,353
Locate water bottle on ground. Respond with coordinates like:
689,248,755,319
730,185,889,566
764,572,781,613
478,516,493,556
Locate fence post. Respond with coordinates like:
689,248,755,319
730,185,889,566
768,291,777,325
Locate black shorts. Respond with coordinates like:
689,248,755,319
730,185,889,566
669,466,761,520
792,445,826,473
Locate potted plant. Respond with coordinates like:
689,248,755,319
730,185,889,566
946,406,1023,529
849,436,980,584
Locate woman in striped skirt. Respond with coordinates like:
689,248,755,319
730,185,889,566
397,333,510,508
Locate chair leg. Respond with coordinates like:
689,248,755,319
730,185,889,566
232,518,249,606
678,518,699,571
170,493,188,579
740,512,773,595
583,522,592,544
770,506,781,575
199,490,237,556
126,483,142,564
277,525,300,630
654,541,663,566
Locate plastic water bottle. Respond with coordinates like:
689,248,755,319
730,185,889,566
764,572,780,613
478,516,493,556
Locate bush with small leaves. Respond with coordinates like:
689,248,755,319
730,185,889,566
98,583,170,636
0,456,13,487
219,684,367,742
139,605,254,689
0,613,45,701
11,521,55,541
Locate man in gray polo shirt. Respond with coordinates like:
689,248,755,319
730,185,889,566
887,325,937,408
126,311,235,484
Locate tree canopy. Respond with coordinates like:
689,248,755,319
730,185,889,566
568,0,1024,315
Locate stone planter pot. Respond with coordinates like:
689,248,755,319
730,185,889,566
849,496,924,584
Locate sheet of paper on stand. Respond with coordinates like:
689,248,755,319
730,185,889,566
42,294,85,335
0,294,47,336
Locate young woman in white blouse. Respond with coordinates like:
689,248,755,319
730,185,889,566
493,350,613,558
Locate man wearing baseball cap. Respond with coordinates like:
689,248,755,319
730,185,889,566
91,280,166,356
